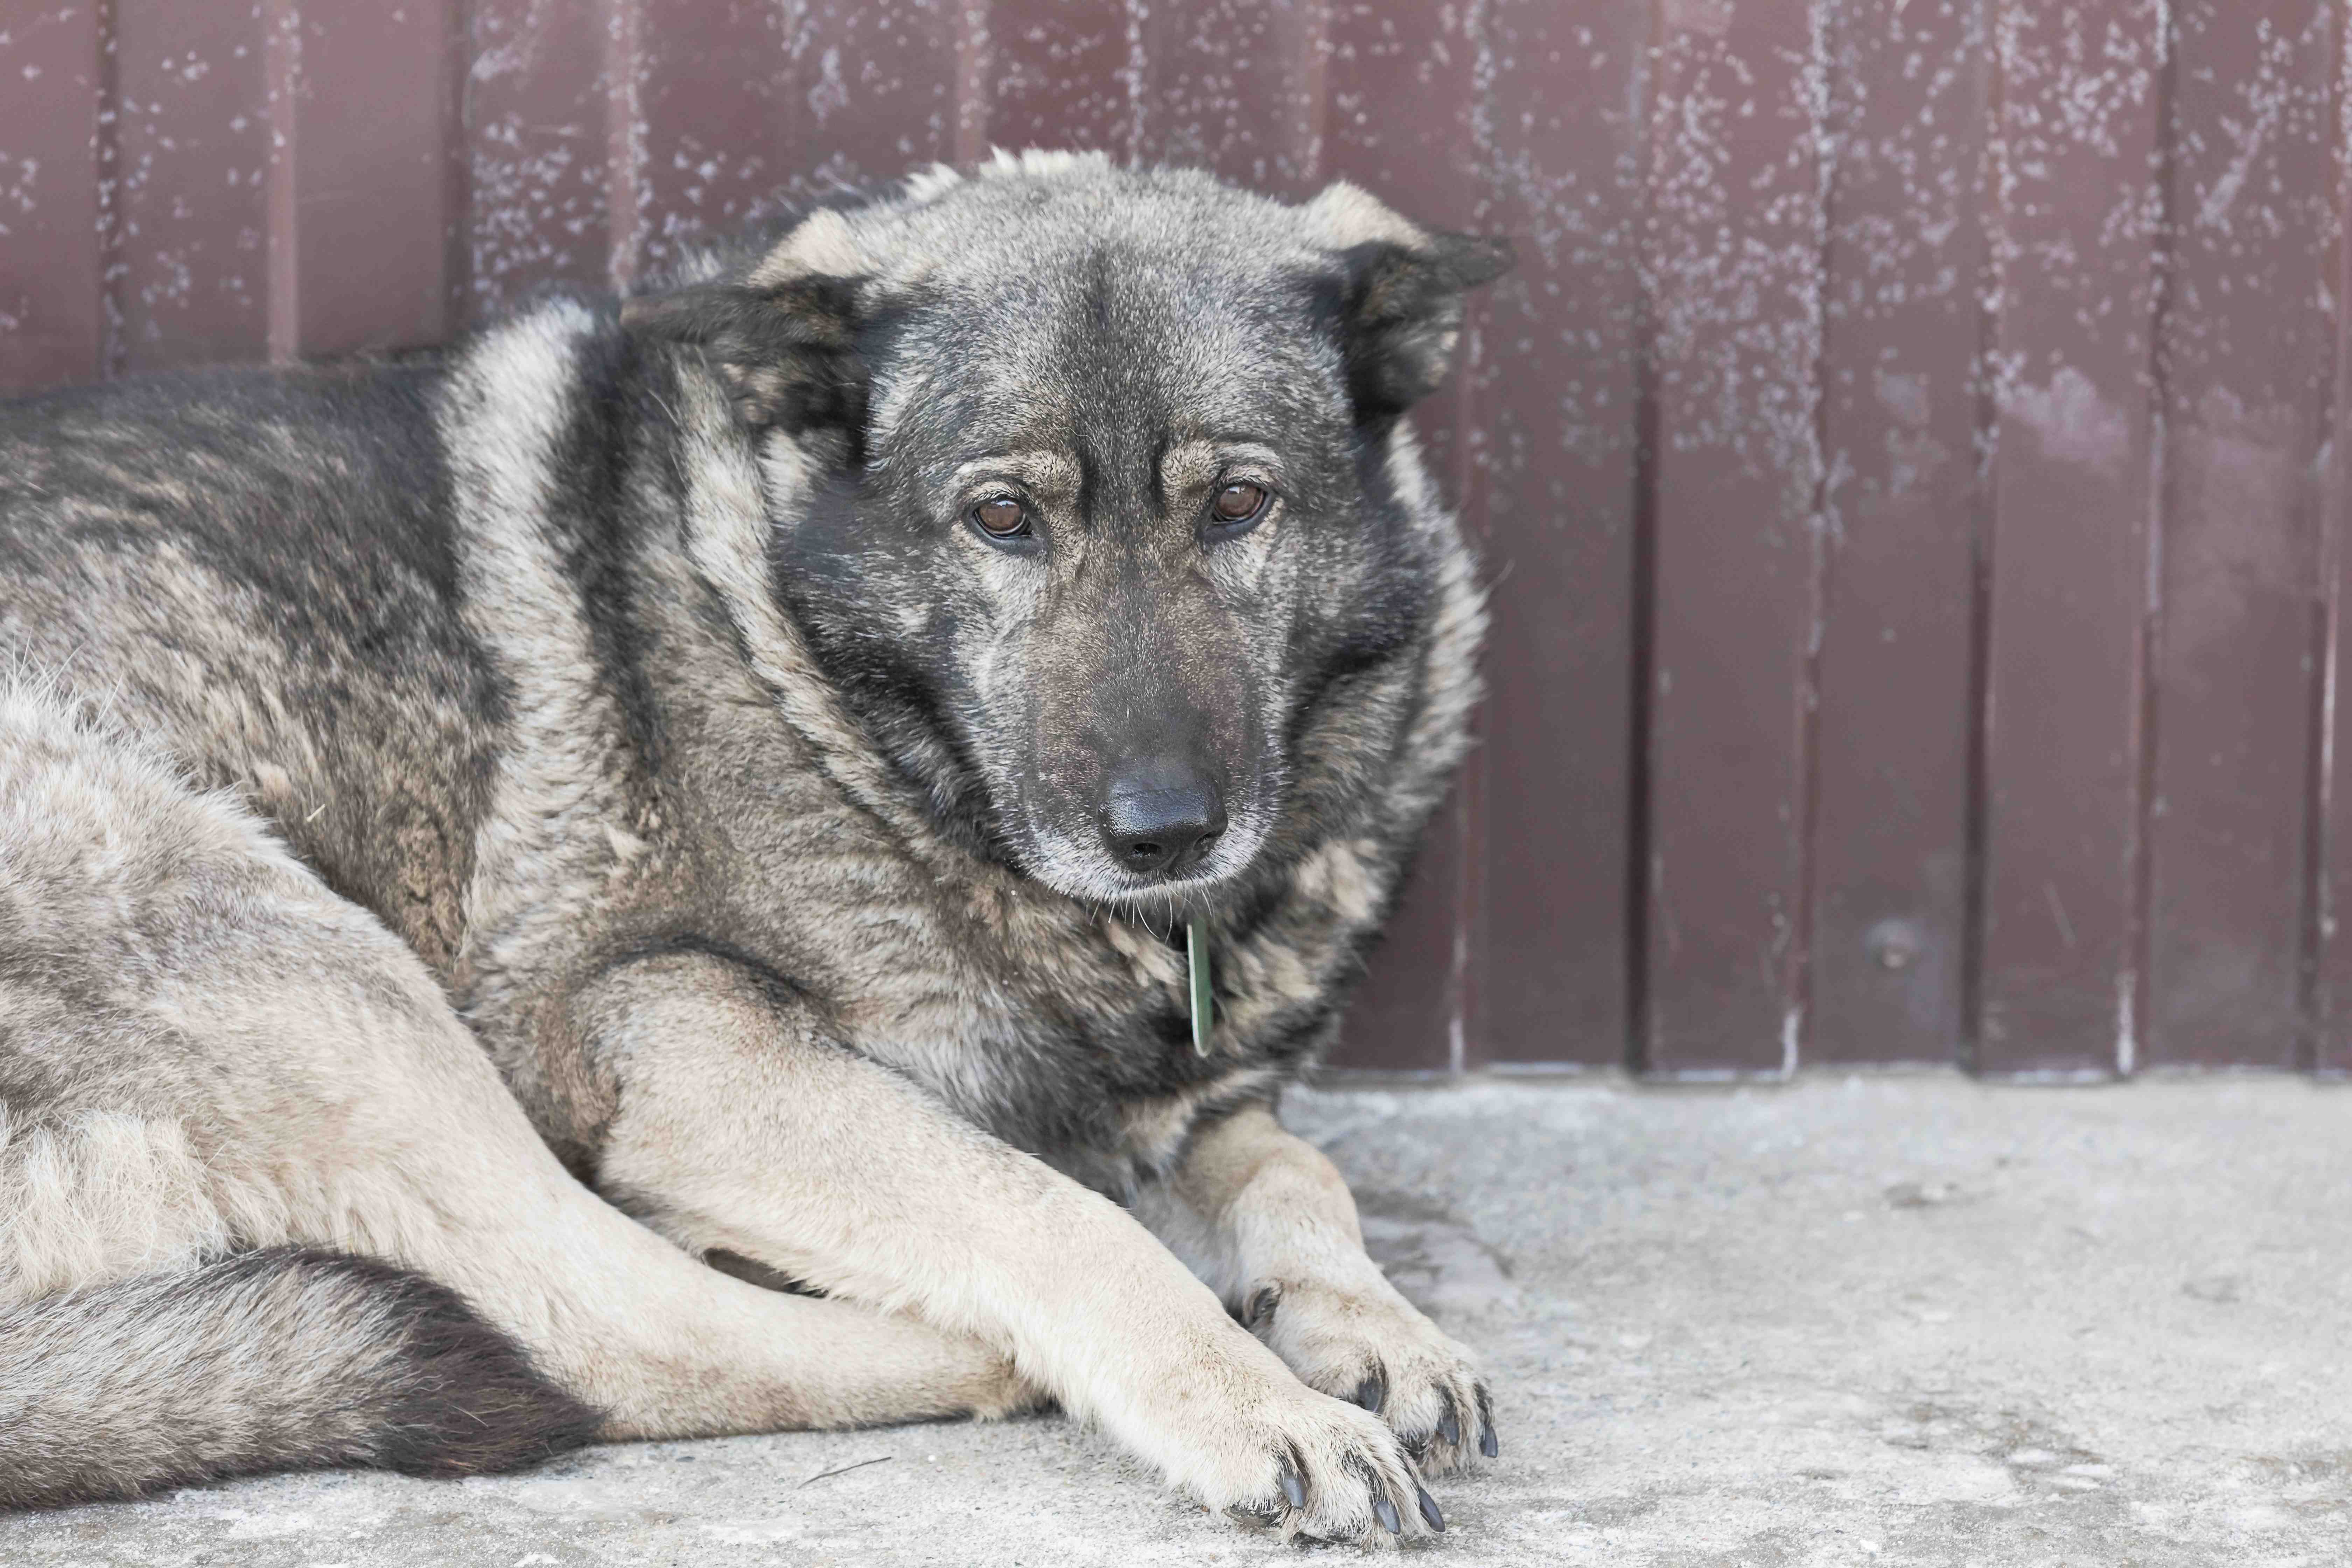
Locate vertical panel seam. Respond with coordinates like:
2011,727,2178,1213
600,0,643,294
1790,0,1841,1080
1293,0,1330,187
265,0,301,363
1449,0,1503,1074
94,0,124,379
955,2,991,166
1959,0,2003,1074
1121,0,1147,166
1624,0,1670,1075
2307,0,2352,1073
1450,302,1481,1075
441,0,475,338
2122,0,2182,1077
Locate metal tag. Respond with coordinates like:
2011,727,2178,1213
1187,917,1213,1057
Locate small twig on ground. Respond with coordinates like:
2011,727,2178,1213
799,1454,894,1489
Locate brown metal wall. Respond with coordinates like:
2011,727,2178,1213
4,1,2348,1076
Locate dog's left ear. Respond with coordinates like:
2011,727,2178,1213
622,211,868,437
1301,182,1514,422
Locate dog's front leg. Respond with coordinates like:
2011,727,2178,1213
579,951,1433,1540
1142,1104,1496,1479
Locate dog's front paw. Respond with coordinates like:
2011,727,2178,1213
1197,1371,1441,1541
1243,1274,1495,1477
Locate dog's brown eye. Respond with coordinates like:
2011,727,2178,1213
972,497,1028,537
1211,482,1268,524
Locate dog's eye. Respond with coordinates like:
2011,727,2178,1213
971,497,1030,538
1209,482,1269,528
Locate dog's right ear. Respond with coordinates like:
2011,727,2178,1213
1298,181,1514,423
622,212,868,437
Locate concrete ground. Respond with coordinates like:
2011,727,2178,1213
8,1074,2350,1567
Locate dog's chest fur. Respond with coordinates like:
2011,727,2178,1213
646,652,1349,1188
671,617,1408,1185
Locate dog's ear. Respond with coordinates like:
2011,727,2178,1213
622,211,868,437
1331,233,1514,418
1301,181,1514,421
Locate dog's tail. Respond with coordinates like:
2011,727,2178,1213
0,1246,602,1509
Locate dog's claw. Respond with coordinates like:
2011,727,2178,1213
1278,1462,1306,1510
1353,1371,1384,1413
1415,1483,1446,1532
1372,1493,1403,1534
1480,1423,1500,1459
1437,1395,1461,1448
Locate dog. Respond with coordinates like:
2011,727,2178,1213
0,149,1507,1540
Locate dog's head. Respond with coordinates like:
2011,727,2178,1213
626,152,1509,908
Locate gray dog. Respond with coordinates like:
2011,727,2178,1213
0,150,1507,1540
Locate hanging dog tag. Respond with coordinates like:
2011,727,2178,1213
1187,917,1213,1057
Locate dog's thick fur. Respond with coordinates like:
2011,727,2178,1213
0,152,1504,1538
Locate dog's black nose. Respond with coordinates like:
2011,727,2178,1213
1103,762,1226,877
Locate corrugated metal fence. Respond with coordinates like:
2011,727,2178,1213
4,1,2349,1077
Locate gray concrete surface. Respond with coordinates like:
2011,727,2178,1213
7,1074,2349,1567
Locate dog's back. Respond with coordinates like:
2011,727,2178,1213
0,365,503,968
